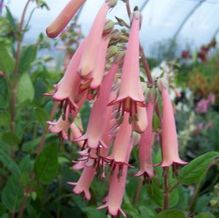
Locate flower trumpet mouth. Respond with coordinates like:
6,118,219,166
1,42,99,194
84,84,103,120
109,97,145,119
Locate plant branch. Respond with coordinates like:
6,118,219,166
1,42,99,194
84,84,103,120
188,182,201,216
169,180,180,192
36,102,59,156
133,177,144,205
10,0,32,132
125,0,131,17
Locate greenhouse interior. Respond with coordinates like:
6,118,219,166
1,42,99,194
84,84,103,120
0,0,219,217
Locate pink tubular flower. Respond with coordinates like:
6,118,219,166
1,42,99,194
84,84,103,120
75,64,118,149
98,141,133,217
78,1,110,78
109,10,145,117
109,112,133,170
160,84,186,167
90,35,111,89
48,114,70,140
132,106,148,133
136,102,154,180
46,0,86,38
52,41,85,116
70,123,84,147
68,166,96,200
98,165,127,217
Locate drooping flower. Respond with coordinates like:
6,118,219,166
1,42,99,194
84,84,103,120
75,64,118,149
90,35,111,89
70,123,84,147
48,116,70,140
78,1,114,78
98,141,133,217
136,101,154,180
68,165,96,200
159,81,187,167
109,112,133,170
46,0,86,38
109,10,145,118
52,41,85,117
132,106,148,133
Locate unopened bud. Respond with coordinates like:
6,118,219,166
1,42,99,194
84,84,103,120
115,16,129,27
107,45,119,59
115,51,125,64
106,0,117,8
103,20,115,35
131,8,143,28
157,77,169,91
147,88,157,103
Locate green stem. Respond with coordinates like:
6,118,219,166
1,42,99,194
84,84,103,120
9,0,32,132
188,182,202,216
133,177,144,205
169,181,180,192
36,102,58,156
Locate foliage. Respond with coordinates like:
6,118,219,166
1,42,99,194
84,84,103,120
0,1,218,218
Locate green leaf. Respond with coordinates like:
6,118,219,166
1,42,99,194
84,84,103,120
153,113,160,130
0,43,14,74
139,206,155,218
146,178,179,208
0,111,10,128
1,131,20,146
34,107,48,123
194,212,215,218
19,155,33,173
19,45,37,73
17,73,34,104
0,150,21,177
1,175,23,212
0,78,9,108
83,207,105,218
80,101,91,129
155,209,186,218
146,178,163,206
19,156,34,186
178,152,219,185
5,6,17,31
34,144,58,184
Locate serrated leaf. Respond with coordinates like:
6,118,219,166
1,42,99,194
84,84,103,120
17,73,34,104
1,175,23,212
146,178,179,208
34,144,58,184
194,212,215,218
0,43,14,74
0,150,21,177
19,45,37,73
178,152,219,185
155,209,186,218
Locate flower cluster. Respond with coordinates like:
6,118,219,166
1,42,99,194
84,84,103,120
46,0,186,216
